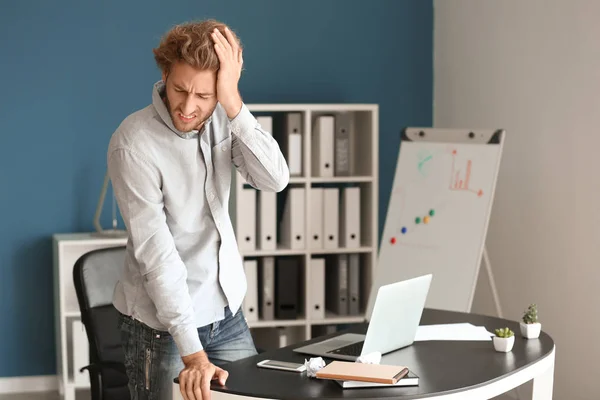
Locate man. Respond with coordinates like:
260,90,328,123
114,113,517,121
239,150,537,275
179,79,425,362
107,20,289,400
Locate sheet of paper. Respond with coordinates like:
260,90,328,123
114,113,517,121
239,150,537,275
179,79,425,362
415,323,494,341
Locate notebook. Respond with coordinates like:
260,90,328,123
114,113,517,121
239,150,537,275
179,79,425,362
335,370,419,389
315,361,409,384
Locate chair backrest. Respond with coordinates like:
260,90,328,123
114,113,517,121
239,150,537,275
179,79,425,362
73,245,129,399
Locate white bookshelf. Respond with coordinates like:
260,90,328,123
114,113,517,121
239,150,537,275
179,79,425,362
233,103,379,349
52,233,127,400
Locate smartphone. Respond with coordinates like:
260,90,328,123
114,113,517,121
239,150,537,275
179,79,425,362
256,359,307,373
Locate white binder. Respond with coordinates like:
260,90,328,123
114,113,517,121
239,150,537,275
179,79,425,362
243,259,259,321
237,188,257,251
309,188,324,249
310,257,326,319
258,191,277,250
322,188,339,249
279,187,306,249
340,187,361,248
286,113,303,176
256,116,273,135
311,115,334,177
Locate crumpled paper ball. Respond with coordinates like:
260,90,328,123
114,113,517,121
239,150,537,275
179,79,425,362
356,351,382,364
304,357,326,377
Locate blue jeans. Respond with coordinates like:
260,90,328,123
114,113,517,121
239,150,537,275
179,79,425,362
117,306,257,400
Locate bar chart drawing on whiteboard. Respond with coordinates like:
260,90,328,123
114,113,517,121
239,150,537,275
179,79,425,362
449,149,484,197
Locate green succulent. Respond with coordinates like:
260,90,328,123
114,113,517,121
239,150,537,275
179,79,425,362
522,303,539,324
494,327,514,338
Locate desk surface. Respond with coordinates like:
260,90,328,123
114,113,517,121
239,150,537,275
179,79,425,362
197,308,554,399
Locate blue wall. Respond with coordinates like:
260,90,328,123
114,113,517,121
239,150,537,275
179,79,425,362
0,0,432,377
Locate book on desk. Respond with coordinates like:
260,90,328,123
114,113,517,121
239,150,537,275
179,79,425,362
335,370,419,389
315,360,418,389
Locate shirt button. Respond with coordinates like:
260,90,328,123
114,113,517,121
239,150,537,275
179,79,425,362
221,145,227,152
209,192,215,200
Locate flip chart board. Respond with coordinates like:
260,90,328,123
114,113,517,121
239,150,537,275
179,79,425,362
366,128,505,318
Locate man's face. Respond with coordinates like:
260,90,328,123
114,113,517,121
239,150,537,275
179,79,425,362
162,61,218,133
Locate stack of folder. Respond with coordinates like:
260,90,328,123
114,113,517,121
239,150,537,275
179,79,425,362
316,361,419,389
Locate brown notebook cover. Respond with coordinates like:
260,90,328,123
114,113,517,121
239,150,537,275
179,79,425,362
315,361,409,384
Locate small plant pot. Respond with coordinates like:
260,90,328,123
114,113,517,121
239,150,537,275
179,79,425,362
520,322,541,339
493,336,515,352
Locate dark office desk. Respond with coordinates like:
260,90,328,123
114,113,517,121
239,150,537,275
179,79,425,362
173,308,555,399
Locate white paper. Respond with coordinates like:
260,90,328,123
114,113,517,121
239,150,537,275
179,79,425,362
415,323,494,341
304,357,326,377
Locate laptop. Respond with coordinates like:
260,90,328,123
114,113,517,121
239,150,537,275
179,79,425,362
293,274,432,361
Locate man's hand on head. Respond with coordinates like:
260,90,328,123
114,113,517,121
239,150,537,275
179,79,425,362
211,27,243,119
179,350,228,400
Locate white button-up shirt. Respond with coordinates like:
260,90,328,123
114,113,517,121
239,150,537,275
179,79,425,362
108,81,289,357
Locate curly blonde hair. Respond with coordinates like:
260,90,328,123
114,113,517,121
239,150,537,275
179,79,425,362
153,19,241,73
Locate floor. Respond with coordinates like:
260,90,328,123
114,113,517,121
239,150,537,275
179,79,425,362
0,390,90,400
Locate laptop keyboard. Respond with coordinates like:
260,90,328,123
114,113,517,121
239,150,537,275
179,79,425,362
327,340,365,356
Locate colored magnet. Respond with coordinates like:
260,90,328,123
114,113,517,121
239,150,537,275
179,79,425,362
390,237,396,244
401,227,407,234
423,216,430,224
415,217,421,224
429,209,435,216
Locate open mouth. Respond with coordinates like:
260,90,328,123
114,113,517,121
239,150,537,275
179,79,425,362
178,112,196,123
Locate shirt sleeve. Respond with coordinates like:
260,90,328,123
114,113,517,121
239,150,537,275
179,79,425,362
108,147,202,357
228,103,290,192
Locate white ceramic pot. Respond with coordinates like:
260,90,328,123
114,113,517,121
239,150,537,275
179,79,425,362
520,322,541,339
493,335,515,352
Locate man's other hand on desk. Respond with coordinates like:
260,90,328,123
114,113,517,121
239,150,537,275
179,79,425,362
179,350,228,400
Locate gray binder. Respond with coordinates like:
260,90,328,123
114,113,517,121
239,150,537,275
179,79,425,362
348,254,360,315
334,112,354,176
325,254,348,316
259,257,275,320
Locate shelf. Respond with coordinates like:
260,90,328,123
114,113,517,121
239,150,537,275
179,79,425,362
53,232,127,246
64,311,81,318
247,104,378,112
289,177,307,184
66,380,92,389
248,319,307,328
310,314,366,325
310,176,374,183
243,246,374,257
310,247,374,255
242,248,307,257
246,177,306,186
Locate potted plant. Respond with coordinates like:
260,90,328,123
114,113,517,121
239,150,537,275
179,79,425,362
520,303,541,339
493,327,515,352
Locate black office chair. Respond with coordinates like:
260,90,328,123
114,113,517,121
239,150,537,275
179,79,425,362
73,246,130,400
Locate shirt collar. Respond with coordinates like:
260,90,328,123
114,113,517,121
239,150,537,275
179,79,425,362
152,80,212,139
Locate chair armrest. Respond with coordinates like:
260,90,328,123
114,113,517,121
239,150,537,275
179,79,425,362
80,361,126,375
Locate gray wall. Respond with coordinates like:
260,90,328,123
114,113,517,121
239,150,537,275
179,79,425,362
434,1,599,399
